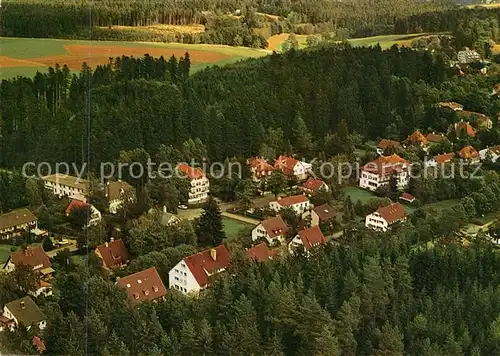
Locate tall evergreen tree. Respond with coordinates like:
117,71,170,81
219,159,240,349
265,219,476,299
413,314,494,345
195,196,226,246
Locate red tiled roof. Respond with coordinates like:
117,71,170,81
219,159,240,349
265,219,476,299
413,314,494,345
434,152,455,164
33,336,46,353
377,203,407,225
274,155,299,175
10,246,51,270
426,133,445,143
117,267,167,304
184,245,230,288
377,139,402,150
362,154,409,175
459,145,480,159
247,242,279,262
248,157,274,178
460,110,488,120
65,199,89,215
302,177,326,192
405,130,429,145
297,226,327,250
96,239,130,269
400,193,415,202
177,164,205,180
260,216,289,238
454,121,476,137
313,204,336,222
276,195,309,207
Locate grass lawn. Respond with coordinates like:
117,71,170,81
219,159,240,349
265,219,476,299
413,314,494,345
347,33,438,49
424,199,461,212
223,217,252,239
0,245,14,265
342,186,377,204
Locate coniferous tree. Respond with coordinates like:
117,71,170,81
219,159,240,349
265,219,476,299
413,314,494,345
195,196,226,246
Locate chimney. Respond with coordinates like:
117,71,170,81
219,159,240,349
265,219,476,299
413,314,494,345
163,206,167,213
20,301,25,309
105,242,108,248
210,248,217,261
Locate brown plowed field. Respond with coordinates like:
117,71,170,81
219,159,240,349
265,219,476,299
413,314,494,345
1,44,232,71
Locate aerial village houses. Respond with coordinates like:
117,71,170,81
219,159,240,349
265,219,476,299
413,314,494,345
480,145,500,163
65,199,102,227
43,173,89,202
274,155,312,180
376,139,401,155
177,164,210,204
359,154,410,192
459,111,492,130
425,153,455,168
3,246,52,277
105,180,134,214
117,267,167,304
457,48,481,64
452,121,476,138
304,204,336,227
459,146,480,164
365,202,408,232
168,245,230,295
248,157,274,181
288,226,327,255
252,216,289,245
95,239,130,270
269,195,311,215
0,208,39,240
247,242,280,263
399,193,416,204
0,296,46,332
301,177,328,194
405,130,429,150
426,132,446,144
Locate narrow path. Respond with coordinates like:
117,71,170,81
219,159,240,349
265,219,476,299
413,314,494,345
221,212,259,225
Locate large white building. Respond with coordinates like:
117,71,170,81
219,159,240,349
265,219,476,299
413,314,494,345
0,208,38,240
177,164,210,205
168,245,230,295
269,195,310,215
43,174,89,202
365,202,407,232
251,216,289,245
359,154,410,192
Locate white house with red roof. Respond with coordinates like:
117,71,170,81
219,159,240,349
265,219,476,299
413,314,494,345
177,164,210,204
274,155,312,180
168,245,230,295
252,216,289,244
269,195,311,215
365,202,407,232
288,226,327,255
65,199,102,227
301,177,328,194
248,157,274,181
360,154,410,191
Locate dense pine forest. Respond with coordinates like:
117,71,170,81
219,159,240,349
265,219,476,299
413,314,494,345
0,0,456,42
1,43,499,170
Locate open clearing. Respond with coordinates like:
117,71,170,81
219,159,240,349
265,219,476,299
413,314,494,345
267,32,440,52
0,37,269,79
